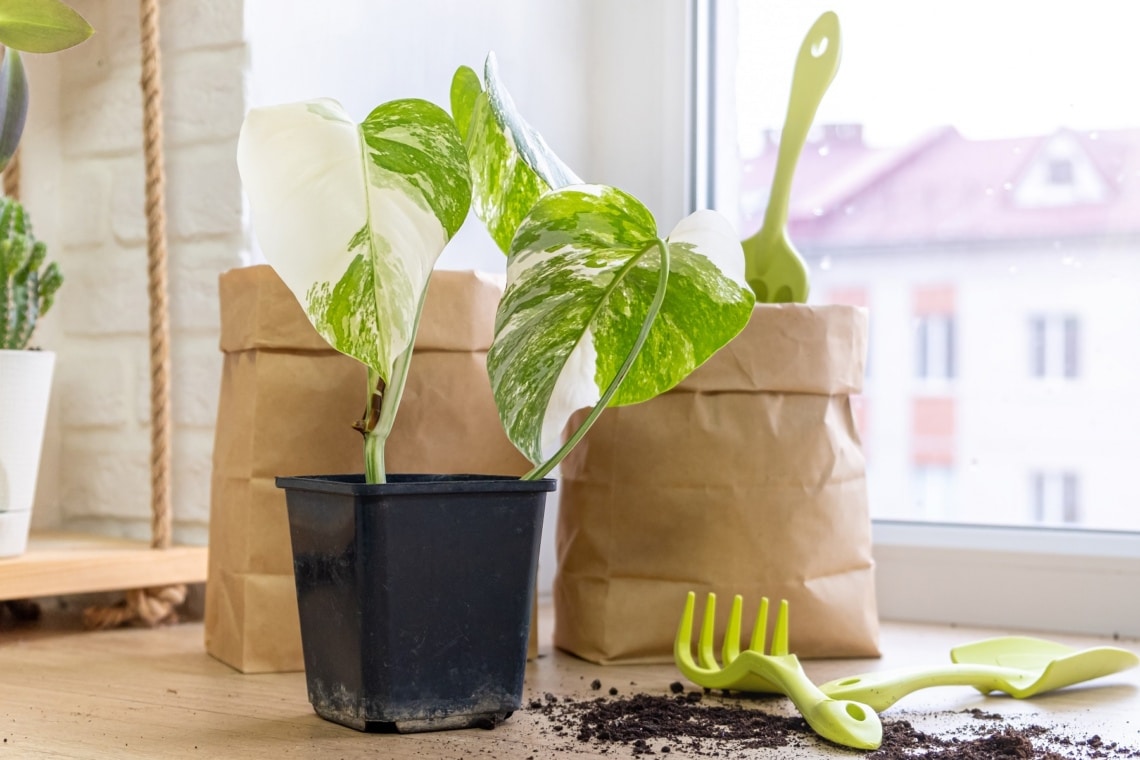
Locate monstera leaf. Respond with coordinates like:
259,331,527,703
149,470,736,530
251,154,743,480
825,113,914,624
451,52,580,253
237,97,471,482
489,185,755,470
237,98,470,385
454,53,755,475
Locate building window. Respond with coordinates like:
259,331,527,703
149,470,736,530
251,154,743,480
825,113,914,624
912,464,956,520
1030,315,1079,379
1030,471,1081,524
916,314,956,380
1047,158,1074,185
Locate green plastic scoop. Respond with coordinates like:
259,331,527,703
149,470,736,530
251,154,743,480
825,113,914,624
742,10,841,304
819,636,1140,712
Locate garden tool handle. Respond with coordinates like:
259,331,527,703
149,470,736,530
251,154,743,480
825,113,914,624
759,10,841,237
820,663,1025,712
766,658,882,750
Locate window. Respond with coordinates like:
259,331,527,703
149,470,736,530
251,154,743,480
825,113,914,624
1030,471,1081,525
707,0,1136,530
1047,158,1074,185
915,286,956,381
915,314,955,380
703,0,1140,636
1030,315,1079,379
911,464,955,520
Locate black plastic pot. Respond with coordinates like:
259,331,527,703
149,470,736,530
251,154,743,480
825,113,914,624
277,473,554,733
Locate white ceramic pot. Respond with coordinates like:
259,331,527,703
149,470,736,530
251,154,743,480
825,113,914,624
0,349,55,558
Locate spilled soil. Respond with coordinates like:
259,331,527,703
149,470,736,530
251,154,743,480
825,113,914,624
525,683,1140,758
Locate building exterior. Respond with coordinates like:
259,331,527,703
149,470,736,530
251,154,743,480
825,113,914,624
736,125,1140,530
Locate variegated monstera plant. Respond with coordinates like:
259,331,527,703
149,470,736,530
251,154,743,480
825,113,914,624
237,53,756,484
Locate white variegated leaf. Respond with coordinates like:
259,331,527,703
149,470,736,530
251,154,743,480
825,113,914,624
451,52,581,254
488,185,755,465
237,98,471,383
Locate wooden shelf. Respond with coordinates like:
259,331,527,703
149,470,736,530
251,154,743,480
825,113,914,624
0,532,208,601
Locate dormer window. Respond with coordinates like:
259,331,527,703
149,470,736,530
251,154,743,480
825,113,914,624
1012,134,1106,207
1048,158,1074,185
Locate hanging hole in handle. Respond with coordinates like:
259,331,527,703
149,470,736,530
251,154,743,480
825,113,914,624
845,702,868,721
811,37,830,57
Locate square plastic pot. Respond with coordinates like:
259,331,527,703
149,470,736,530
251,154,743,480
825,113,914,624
277,473,553,733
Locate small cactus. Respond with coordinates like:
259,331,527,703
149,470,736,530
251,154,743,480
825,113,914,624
0,195,62,350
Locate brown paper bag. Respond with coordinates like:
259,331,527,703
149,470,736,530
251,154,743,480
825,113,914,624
205,266,532,673
204,265,365,673
553,304,878,664
385,271,530,477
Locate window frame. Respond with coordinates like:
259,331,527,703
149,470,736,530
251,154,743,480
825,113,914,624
1030,314,1081,380
1030,471,1082,525
915,313,956,381
694,0,1140,639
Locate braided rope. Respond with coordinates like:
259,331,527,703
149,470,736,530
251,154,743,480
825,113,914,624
83,585,186,629
85,0,183,630
139,0,173,552
2,146,19,198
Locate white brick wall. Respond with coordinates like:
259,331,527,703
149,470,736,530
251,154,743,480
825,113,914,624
27,0,245,545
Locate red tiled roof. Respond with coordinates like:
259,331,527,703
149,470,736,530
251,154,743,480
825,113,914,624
738,125,1140,249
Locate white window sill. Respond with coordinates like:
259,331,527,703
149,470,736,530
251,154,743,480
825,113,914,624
874,521,1140,638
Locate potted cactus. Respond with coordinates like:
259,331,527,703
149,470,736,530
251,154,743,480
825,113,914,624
0,0,92,557
0,196,62,556
236,52,755,732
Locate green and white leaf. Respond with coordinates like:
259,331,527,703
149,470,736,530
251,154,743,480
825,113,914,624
237,97,471,383
488,184,755,465
451,52,581,254
0,0,93,53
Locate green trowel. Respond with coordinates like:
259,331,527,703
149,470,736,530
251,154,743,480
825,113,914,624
819,635,1140,712
743,10,841,303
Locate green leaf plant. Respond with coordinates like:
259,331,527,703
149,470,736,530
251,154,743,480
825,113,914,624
237,53,755,484
0,195,62,349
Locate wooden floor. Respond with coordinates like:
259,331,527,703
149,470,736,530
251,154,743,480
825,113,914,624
0,603,1137,759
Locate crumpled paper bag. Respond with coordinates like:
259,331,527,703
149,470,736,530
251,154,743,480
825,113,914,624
553,304,879,664
204,266,532,673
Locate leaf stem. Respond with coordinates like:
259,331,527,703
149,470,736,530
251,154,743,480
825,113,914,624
361,283,431,484
524,238,671,480
363,413,385,484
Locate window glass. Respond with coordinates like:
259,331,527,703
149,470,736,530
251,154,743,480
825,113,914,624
915,314,955,381
1029,315,1080,379
711,0,1140,531
912,465,955,521
1030,471,1082,525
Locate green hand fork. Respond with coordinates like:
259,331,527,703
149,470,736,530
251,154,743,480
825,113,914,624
675,592,882,750
819,636,1140,712
742,11,841,303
